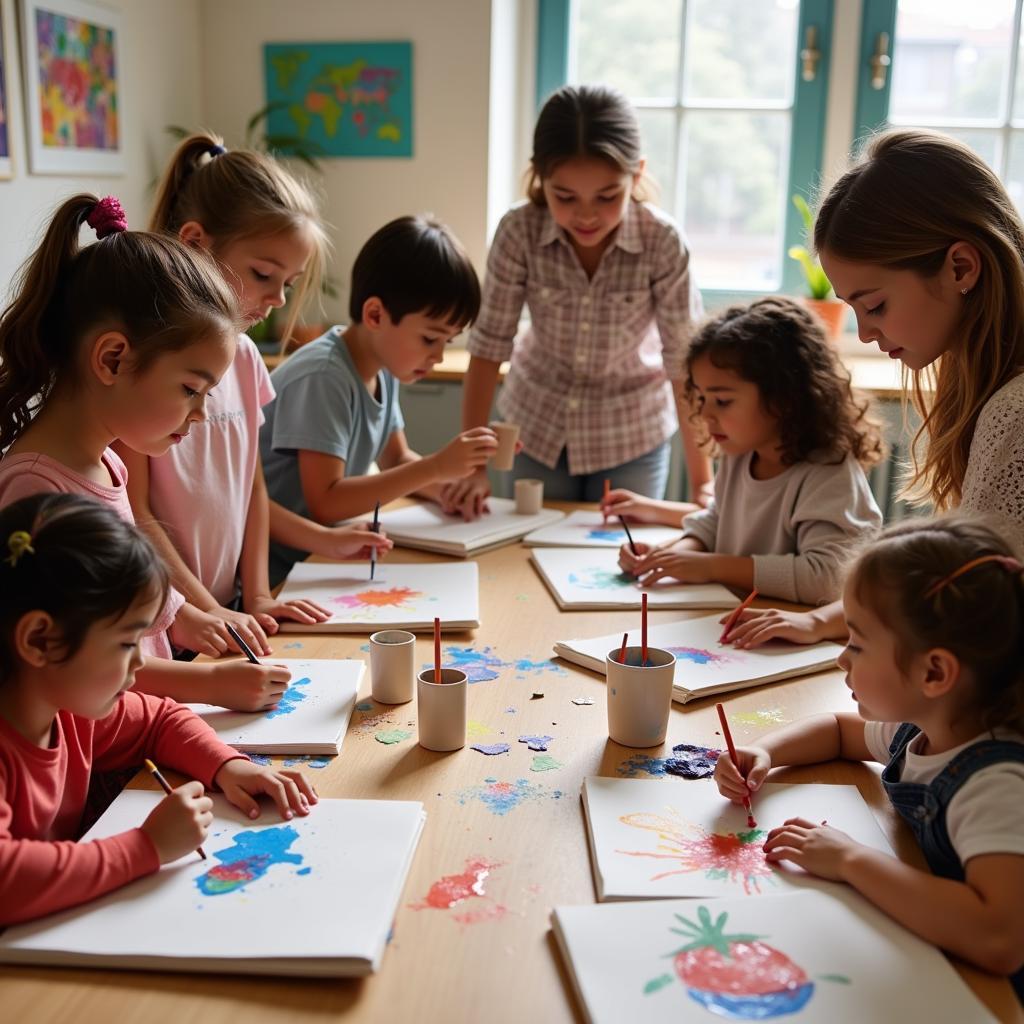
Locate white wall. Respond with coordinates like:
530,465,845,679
198,0,495,325
0,0,205,300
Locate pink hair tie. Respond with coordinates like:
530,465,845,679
86,196,128,239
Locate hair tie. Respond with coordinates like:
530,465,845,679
86,196,128,240
924,554,1024,599
207,144,227,158
5,530,35,567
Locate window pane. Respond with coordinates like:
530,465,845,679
684,0,798,105
635,107,677,213
1007,130,1024,210
941,127,1003,172
889,0,1014,123
574,0,682,99
681,111,789,290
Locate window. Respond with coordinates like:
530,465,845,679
538,0,833,297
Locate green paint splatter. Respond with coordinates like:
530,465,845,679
819,973,852,984
375,729,412,745
530,754,562,772
643,973,674,995
732,708,787,727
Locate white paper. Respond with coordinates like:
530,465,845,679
552,888,995,1024
185,659,363,754
0,791,425,977
523,510,683,549
555,615,841,703
367,498,564,556
531,548,739,610
582,777,893,901
276,561,479,631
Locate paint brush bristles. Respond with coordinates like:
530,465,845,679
433,617,441,684
618,631,628,664
619,515,638,556
719,588,759,644
369,500,381,581
144,758,207,861
715,703,756,828
641,592,648,666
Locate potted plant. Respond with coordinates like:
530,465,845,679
788,194,847,343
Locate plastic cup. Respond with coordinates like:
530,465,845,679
416,668,468,751
604,645,675,748
370,629,416,704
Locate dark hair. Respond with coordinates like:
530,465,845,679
348,215,480,328
0,193,242,451
150,131,330,345
0,493,169,677
814,129,1024,509
527,83,651,204
850,515,1024,732
685,296,884,468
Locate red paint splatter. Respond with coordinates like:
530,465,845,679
332,586,422,609
451,902,508,926
410,858,502,910
617,811,774,895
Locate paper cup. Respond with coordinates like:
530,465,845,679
514,478,543,515
489,421,520,471
604,646,675,748
417,668,468,751
370,629,416,704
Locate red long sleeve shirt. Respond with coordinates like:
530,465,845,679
0,691,243,925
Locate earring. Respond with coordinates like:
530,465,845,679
960,287,969,295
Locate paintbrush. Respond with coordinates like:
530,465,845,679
144,759,207,861
369,500,381,581
716,703,757,828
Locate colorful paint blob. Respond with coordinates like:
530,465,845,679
518,734,554,751
617,754,669,778
243,752,273,766
422,646,565,684
375,728,412,745
282,754,331,769
618,810,775,895
331,586,422,609
732,708,788,728
411,858,502,910
567,566,636,590
472,742,510,756
665,646,741,667
455,778,563,816
355,700,375,712
266,675,312,718
665,744,721,780
530,754,562,772
194,825,304,896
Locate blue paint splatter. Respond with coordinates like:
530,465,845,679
568,567,635,590
194,825,303,896
266,676,312,718
424,646,507,683
244,752,273,766
617,754,669,778
356,701,375,712
296,866,312,876
665,646,738,667
586,528,625,542
282,754,331,769
512,657,566,679
455,778,561,815
283,642,304,650
518,734,554,752
471,743,510,756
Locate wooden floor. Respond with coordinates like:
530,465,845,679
1,519,1019,1023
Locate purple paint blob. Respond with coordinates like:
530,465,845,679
518,734,553,752
664,743,721,779
471,742,510,756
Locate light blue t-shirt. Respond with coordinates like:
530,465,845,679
260,326,404,585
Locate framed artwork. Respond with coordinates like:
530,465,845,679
264,41,413,158
19,0,123,174
0,0,13,178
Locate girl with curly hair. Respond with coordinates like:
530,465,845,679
617,296,884,604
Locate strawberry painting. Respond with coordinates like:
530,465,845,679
645,906,815,1019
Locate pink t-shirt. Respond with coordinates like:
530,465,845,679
146,335,275,606
0,448,184,659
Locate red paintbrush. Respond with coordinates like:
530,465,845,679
618,631,628,665
433,616,441,683
716,702,756,828
719,588,759,644
641,592,648,666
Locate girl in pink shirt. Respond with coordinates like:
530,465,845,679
0,493,316,927
115,133,392,657
0,194,290,711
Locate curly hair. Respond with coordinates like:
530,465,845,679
685,296,885,469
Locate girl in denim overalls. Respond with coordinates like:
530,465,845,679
715,516,1024,998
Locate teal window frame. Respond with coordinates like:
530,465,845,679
535,0,834,305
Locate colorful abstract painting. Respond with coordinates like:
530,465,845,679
20,0,123,173
264,41,412,157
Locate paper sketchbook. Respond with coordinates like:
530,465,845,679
531,548,739,611
552,888,995,1024
581,777,893,902
276,561,479,631
367,498,564,556
185,659,363,755
554,614,841,703
523,510,683,549
0,791,426,977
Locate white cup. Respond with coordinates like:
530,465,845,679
370,629,416,704
416,668,468,751
604,645,676,748
514,478,543,515
489,421,520,471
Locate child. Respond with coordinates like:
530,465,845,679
726,128,1024,648
714,516,1024,995
618,297,883,604
0,194,288,710
442,83,710,518
0,493,316,927
117,133,391,658
259,214,498,585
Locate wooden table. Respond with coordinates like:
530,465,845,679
1,530,1018,1023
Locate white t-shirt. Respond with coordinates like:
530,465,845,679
866,721,1024,866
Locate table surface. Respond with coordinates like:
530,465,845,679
1,510,1018,1023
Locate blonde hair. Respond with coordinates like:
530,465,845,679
151,131,330,344
814,129,1024,510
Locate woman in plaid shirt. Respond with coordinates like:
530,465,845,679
441,84,711,519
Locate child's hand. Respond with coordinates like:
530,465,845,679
214,605,274,657
439,470,491,521
603,488,696,526
313,522,394,563
720,608,829,649
207,661,291,712
763,817,858,881
634,547,713,586
214,758,318,821
618,540,654,575
169,602,231,657
140,780,213,865
431,428,499,482
714,745,771,805
248,593,332,629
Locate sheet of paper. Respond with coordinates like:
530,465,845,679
523,510,683,549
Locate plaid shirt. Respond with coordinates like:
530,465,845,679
467,200,702,474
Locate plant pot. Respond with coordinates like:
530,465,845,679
802,298,847,345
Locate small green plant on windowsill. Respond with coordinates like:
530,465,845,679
788,194,845,343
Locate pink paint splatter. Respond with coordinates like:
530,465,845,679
411,857,503,910
665,646,741,667
331,586,422,609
